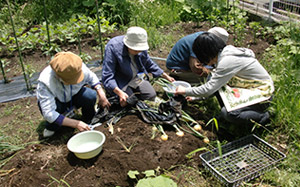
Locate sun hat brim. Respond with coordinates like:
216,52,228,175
123,36,149,51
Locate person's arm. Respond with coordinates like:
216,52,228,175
139,52,175,82
189,57,210,76
61,117,91,131
102,44,120,93
184,57,238,97
113,87,129,107
94,84,111,109
37,82,91,131
81,63,111,109
161,72,175,82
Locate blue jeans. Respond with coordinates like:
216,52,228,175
39,87,97,131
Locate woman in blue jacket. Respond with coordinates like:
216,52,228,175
102,27,174,107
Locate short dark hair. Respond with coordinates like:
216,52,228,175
192,32,226,65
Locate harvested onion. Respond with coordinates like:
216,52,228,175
203,137,210,144
193,124,202,131
176,131,184,137
161,134,168,141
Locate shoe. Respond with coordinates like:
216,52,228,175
43,129,55,138
259,112,270,125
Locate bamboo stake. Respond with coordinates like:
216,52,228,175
95,0,104,61
6,0,32,91
0,59,9,83
77,31,82,55
43,0,51,55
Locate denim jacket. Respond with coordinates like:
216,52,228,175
102,35,163,94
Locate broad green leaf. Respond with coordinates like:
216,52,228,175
82,0,94,7
127,170,139,179
136,175,177,187
142,170,155,177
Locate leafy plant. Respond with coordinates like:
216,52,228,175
128,169,177,187
249,21,261,44
179,0,228,24
0,13,115,57
129,0,182,28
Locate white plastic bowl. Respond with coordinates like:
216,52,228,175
67,131,106,159
163,81,191,97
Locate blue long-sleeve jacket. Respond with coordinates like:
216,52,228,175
102,35,163,94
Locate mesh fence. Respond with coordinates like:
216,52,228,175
232,0,300,22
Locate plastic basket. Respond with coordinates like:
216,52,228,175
200,134,286,186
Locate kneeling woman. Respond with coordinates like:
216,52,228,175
175,32,274,125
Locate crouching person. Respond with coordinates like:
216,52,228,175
37,52,110,138
175,32,274,126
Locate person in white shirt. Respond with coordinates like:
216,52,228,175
37,52,110,137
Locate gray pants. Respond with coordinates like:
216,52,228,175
124,80,156,101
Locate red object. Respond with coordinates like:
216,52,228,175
232,88,240,98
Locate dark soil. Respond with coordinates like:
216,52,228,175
0,22,271,186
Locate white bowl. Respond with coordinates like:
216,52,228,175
163,81,191,96
67,131,106,159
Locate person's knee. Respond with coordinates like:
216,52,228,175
82,88,97,104
220,107,228,120
148,89,157,101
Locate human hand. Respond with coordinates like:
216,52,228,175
98,96,111,109
96,86,111,109
167,75,175,82
199,66,211,76
119,91,129,107
186,96,194,101
76,121,91,131
175,85,186,96
162,72,175,82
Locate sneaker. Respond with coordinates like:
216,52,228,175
43,129,55,138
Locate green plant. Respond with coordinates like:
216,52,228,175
128,169,177,187
249,21,261,44
259,20,300,186
129,0,182,28
179,0,228,24
47,173,71,187
79,52,92,63
0,136,24,157
0,13,115,57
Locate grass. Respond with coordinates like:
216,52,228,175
0,99,42,162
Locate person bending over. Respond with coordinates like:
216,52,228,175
102,26,174,107
37,52,110,138
166,27,229,84
175,32,274,125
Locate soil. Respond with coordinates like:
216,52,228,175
0,22,272,186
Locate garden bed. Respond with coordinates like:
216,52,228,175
0,22,273,186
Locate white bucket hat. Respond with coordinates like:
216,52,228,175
208,27,229,43
123,26,149,51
